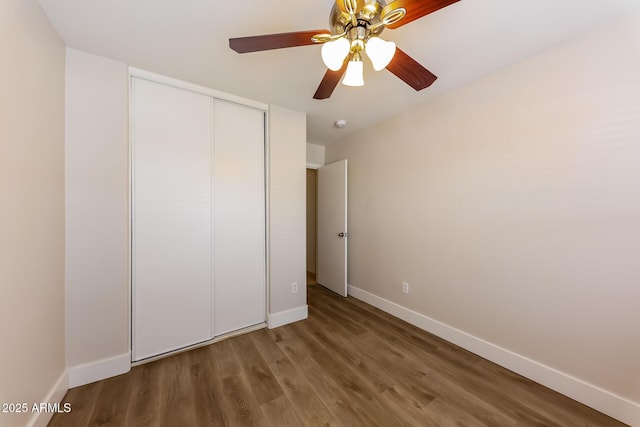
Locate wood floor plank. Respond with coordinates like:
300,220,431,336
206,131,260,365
49,282,626,427
269,326,373,427
208,338,242,379
220,374,268,427
231,333,284,406
250,329,339,427
87,371,132,426
424,397,490,427
289,320,416,427
260,395,305,427
187,347,227,427
123,362,162,426
156,353,199,427
301,310,437,417
48,380,101,426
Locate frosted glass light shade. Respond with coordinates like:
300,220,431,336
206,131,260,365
321,38,350,71
342,60,364,87
365,37,396,71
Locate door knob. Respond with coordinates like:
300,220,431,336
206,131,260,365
338,232,348,238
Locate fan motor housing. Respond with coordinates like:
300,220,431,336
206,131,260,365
329,0,387,39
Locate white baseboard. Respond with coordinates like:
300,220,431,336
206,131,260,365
267,305,308,329
27,370,68,427
67,352,131,388
347,284,640,426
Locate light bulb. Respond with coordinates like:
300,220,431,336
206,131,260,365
342,58,364,87
365,37,396,71
321,38,350,71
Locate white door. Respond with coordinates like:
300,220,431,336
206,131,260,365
316,160,348,297
212,100,266,336
132,78,213,361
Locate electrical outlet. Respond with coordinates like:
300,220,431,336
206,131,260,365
402,282,409,294
292,282,298,293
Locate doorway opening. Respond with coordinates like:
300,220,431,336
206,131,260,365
308,160,348,297
306,168,318,287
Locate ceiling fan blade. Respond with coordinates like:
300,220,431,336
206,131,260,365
313,61,349,100
335,0,365,15
381,0,460,29
229,30,330,53
386,48,437,91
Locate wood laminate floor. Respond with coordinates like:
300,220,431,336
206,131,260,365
50,282,625,426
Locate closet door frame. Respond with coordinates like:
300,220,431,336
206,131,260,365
129,68,269,363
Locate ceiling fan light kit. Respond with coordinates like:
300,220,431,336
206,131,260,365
365,36,397,71
322,38,351,71
343,54,365,87
229,0,461,99
320,24,397,83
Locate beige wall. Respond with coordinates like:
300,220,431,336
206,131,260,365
65,48,130,385
327,13,640,419
306,143,325,167
0,1,66,426
269,105,308,315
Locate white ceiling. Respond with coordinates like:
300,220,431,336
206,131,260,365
39,0,640,145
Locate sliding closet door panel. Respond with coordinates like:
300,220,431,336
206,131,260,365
213,101,266,336
132,78,213,361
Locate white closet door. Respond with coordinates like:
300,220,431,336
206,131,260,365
132,78,213,361
212,100,266,336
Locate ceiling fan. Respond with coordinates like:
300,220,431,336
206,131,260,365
229,0,460,100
